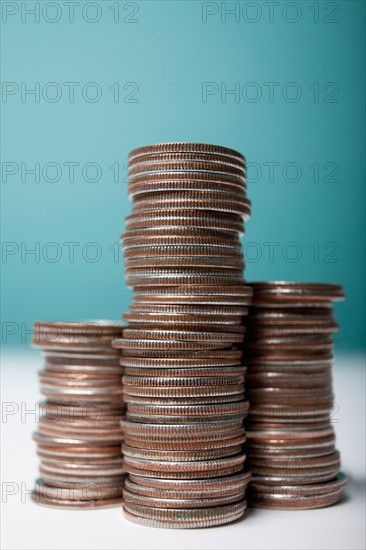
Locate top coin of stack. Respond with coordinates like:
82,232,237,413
244,282,348,510
31,321,126,509
114,142,253,528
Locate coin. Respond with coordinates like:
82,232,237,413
122,445,242,462
122,328,244,343
125,473,250,497
128,150,245,168
120,419,243,437
31,492,123,509
123,433,246,451
128,142,245,161
125,210,245,233
122,375,245,386
123,487,245,509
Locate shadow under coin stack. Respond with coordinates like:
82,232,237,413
244,282,348,509
113,142,253,528
31,321,125,509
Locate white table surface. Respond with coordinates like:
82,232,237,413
1,351,365,550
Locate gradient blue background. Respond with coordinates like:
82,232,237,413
1,0,365,351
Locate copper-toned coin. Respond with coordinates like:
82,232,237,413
38,401,124,419
39,362,123,380
113,338,230,351
123,386,244,399
250,472,347,496
120,356,242,369
36,445,121,460
125,210,244,234
42,346,119,362
247,324,338,337
120,348,243,360
123,366,245,377
128,159,245,178
124,474,250,498
32,321,123,349
39,470,124,486
128,174,246,195
249,451,340,469
122,375,245,387
39,373,122,387
123,324,245,335
246,425,334,440
126,401,249,417
132,196,251,220
123,394,245,406
123,312,244,325
246,371,331,389
122,444,242,462
246,337,333,352
250,470,340,487
126,277,245,289
132,288,252,306
129,471,250,490
247,403,333,419
40,459,124,477
121,419,243,437
32,492,123,509
123,487,244,509
34,478,123,500
124,255,245,269
246,362,331,374
124,464,245,480
40,386,123,403
246,433,335,451
123,432,246,451
128,303,249,316
122,226,240,239
248,489,344,509
128,142,245,163
128,180,245,199
45,356,120,376
122,328,244,343
248,308,335,322
246,286,344,312
128,161,245,181
37,419,122,441
123,241,242,254
123,503,246,528
247,353,333,365
128,150,245,168
123,499,246,521
126,412,247,425
122,430,246,448
33,320,123,336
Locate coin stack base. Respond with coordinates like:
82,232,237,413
32,321,125,509
244,282,347,510
115,142,252,528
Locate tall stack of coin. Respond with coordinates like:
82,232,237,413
113,142,253,528
31,321,125,509
244,282,348,509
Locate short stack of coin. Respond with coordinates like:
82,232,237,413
114,142,253,528
31,321,125,509
244,282,348,509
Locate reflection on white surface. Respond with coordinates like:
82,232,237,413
1,351,365,550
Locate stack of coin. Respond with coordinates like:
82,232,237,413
114,142,253,528
244,282,348,509
31,321,125,509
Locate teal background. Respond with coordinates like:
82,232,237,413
1,0,365,350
